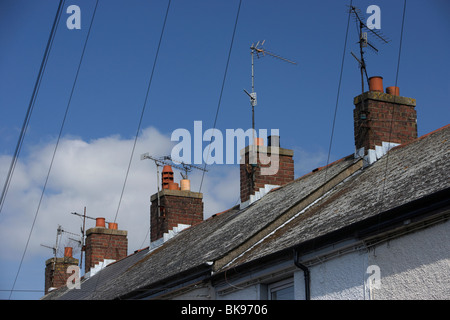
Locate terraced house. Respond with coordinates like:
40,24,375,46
42,77,450,300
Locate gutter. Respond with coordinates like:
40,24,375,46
122,262,213,300
293,249,310,300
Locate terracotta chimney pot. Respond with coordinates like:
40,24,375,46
96,217,106,228
369,76,384,92
64,247,73,258
108,222,118,230
254,138,264,146
386,86,400,96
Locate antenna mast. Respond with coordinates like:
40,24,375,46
41,224,82,286
71,207,95,268
349,6,389,94
141,153,207,217
40,225,62,290
244,40,296,137
41,225,62,259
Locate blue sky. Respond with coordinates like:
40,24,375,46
0,0,449,300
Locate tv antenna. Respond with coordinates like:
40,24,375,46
170,156,208,180
348,6,390,94
40,225,63,258
71,206,98,268
141,153,207,216
244,40,297,136
141,154,207,181
41,225,82,283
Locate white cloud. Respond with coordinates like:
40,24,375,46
0,126,240,264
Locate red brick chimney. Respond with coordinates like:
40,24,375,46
150,166,203,243
44,247,79,294
353,76,417,164
240,136,294,207
84,218,127,273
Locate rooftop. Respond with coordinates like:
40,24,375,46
43,124,450,300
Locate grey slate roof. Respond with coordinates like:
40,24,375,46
225,125,450,269
42,124,450,300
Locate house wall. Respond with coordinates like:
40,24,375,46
294,219,450,300
216,284,261,300
214,219,450,300
295,250,368,300
368,219,450,300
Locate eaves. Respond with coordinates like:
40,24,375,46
119,262,213,300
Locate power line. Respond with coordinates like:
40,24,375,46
90,0,172,297
173,0,242,277
378,0,407,206
322,0,353,191
0,0,65,215
8,0,99,300
112,0,172,224
198,0,242,194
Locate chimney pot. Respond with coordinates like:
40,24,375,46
180,179,191,191
64,247,73,258
254,138,264,146
368,76,384,92
96,217,106,228
162,165,174,189
108,222,118,230
386,86,400,96
168,182,179,190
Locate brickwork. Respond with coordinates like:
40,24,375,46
150,190,203,242
44,256,79,294
240,146,294,203
84,227,128,273
353,91,417,153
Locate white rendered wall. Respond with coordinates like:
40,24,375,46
216,284,261,300
295,250,369,300
368,219,450,300
293,220,450,300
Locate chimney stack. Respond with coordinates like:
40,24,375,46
44,247,79,295
150,166,203,243
84,218,128,273
353,76,417,164
240,136,294,208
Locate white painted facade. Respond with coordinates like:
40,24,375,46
208,219,450,300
